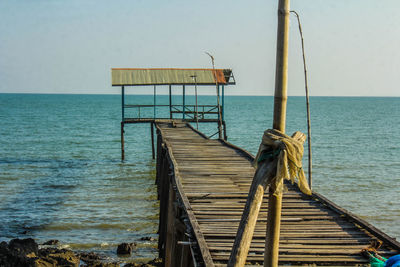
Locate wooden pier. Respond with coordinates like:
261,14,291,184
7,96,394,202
110,66,399,266
155,122,400,266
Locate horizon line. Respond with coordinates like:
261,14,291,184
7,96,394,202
1,92,400,98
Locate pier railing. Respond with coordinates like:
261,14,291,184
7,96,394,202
123,104,223,121
155,123,214,267
120,103,227,160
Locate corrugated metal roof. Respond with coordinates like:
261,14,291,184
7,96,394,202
111,68,234,86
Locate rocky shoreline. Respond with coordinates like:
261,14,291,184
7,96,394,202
0,238,162,267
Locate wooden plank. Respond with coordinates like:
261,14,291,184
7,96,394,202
211,253,370,263
206,239,372,245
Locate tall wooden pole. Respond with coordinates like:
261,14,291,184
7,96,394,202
272,0,290,133
291,10,313,189
265,0,290,267
206,52,223,139
227,1,290,266
191,75,199,130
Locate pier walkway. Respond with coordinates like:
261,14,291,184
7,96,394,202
155,122,400,266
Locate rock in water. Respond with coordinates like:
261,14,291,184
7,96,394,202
85,262,119,267
0,238,38,267
79,251,102,262
117,243,136,255
0,239,80,267
8,238,38,256
38,247,80,266
123,258,163,267
147,258,162,266
78,251,120,267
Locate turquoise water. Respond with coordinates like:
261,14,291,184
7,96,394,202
1,94,399,262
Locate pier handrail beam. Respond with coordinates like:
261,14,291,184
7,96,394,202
111,68,235,160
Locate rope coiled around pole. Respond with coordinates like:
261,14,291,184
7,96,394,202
254,129,312,196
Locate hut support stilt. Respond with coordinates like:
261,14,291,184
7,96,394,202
121,122,125,161
169,85,172,119
151,122,155,159
223,121,227,140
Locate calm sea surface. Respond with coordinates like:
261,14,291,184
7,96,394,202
0,94,399,262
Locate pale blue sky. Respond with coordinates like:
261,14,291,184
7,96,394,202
1,0,399,96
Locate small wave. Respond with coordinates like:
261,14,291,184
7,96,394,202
100,242,109,247
59,244,71,249
361,215,398,222
43,184,77,190
66,243,115,250
43,223,132,231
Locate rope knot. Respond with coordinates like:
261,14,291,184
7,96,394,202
254,129,311,196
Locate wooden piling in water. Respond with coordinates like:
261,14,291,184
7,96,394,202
121,122,125,161
151,122,155,159
222,120,227,140
121,85,125,161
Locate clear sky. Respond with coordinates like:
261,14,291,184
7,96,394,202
1,0,399,96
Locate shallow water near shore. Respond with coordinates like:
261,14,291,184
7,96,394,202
0,94,399,262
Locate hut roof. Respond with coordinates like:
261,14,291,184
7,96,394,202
111,68,234,86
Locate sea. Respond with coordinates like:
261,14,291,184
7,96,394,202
0,94,399,263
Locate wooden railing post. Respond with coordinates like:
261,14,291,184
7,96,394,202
228,159,277,266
